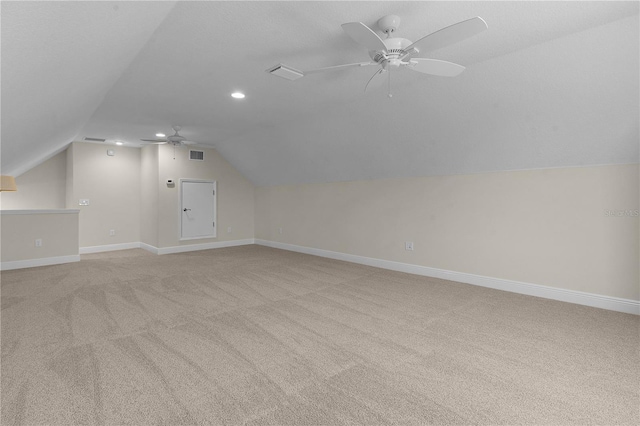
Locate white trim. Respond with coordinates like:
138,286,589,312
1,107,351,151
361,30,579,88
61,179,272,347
179,235,218,242
156,238,254,255
140,243,159,255
73,239,256,256
254,240,640,316
1,255,80,271
80,242,141,254
0,240,254,271
1,209,80,215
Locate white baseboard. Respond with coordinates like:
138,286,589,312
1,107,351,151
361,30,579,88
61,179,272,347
80,242,141,254
254,239,640,316
155,239,255,255
1,255,81,271
2,240,254,271
80,239,255,256
139,243,159,255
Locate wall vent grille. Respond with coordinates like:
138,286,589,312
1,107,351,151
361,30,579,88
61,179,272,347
189,150,204,161
84,137,106,142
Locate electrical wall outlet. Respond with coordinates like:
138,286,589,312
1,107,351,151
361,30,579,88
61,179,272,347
79,199,90,206
35,239,42,247
109,229,116,236
227,227,232,233
405,241,414,251
278,227,283,235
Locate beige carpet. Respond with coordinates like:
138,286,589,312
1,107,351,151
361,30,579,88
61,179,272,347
1,245,638,425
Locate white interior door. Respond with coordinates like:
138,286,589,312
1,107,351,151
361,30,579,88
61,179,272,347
181,180,216,240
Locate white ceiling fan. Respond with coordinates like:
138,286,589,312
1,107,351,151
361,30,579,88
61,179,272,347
140,125,200,159
140,125,197,146
268,14,488,97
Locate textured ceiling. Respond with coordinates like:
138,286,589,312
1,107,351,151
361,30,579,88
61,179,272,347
2,1,638,185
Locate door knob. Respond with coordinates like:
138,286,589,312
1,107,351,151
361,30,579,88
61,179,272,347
183,208,191,212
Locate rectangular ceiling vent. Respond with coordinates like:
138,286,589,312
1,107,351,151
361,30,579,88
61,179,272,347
189,150,204,161
266,63,304,81
84,137,106,142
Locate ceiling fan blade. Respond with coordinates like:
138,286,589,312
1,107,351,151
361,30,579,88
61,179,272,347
182,140,198,146
303,62,376,75
364,68,386,92
405,17,487,55
140,139,167,143
342,22,388,52
407,58,466,77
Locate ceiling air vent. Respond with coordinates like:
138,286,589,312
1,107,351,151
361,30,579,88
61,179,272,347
189,150,204,161
84,137,106,142
266,63,304,81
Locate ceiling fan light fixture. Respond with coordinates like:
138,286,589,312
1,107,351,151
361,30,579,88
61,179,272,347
155,133,166,138
231,92,245,99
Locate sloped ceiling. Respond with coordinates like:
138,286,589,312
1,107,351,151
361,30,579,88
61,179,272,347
1,1,177,176
2,1,638,185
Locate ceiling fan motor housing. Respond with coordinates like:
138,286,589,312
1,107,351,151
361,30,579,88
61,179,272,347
369,37,412,63
167,125,186,143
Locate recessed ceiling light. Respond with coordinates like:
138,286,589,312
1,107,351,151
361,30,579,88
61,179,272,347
156,133,166,138
115,141,124,145
231,92,245,99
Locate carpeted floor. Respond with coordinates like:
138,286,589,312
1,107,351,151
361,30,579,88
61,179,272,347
1,245,638,425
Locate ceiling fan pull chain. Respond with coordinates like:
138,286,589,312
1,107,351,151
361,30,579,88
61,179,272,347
388,67,392,98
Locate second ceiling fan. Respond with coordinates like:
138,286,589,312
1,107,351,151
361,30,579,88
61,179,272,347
140,125,199,160
268,14,488,96
140,126,197,146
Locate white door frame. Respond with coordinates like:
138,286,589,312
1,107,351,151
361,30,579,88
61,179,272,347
179,178,217,241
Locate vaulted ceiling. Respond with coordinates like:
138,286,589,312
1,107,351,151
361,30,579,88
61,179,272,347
2,1,638,185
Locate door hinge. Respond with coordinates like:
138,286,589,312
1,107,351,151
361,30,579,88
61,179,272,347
213,221,215,227
213,190,215,195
